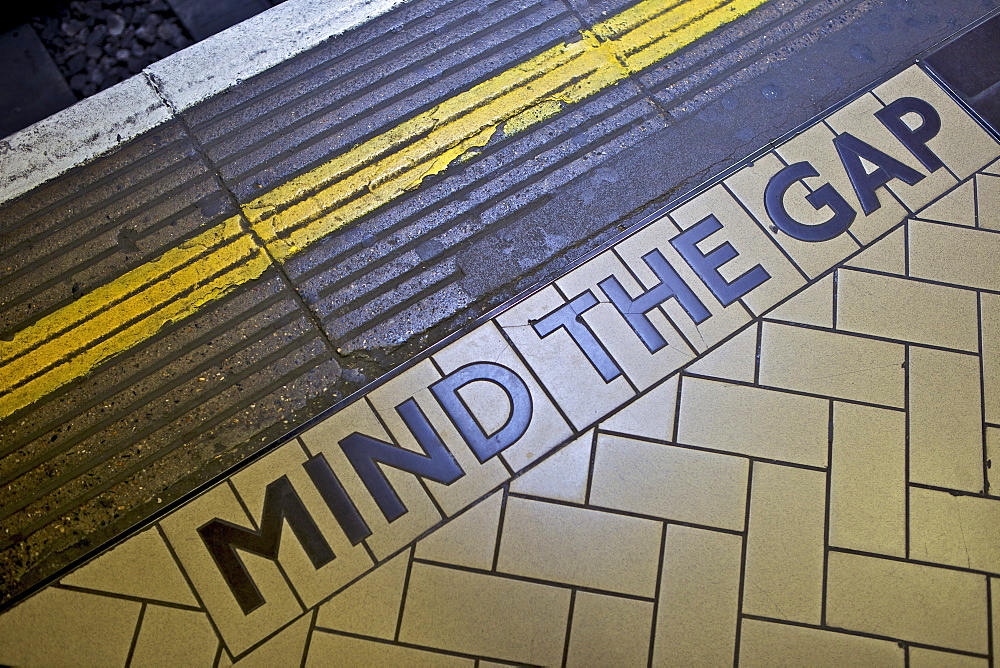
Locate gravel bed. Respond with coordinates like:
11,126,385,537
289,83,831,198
31,0,193,99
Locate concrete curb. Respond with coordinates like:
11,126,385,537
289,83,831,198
0,0,409,206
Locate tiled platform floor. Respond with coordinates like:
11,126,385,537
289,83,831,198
2,64,1000,666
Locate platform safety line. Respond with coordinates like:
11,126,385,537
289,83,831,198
247,0,770,260
0,0,768,421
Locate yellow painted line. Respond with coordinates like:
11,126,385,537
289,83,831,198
0,0,769,420
248,0,769,261
0,219,271,419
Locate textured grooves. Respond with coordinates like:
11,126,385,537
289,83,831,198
203,0,565,171
0,128,189,244
180,0,877,357
642,0,866,97
0,126,342,604
204,0,579,199
310,95,658,344
0,136,230,343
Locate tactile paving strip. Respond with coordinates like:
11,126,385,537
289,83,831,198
2,63,998,665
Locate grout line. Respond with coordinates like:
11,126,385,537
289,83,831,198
646,522,668,667
394,547,415,642
213,638,225,668
491,484,510,572
904,344,911,560
154,522,230,651
584,428,598,507
830,543,1000,577
987,576,994,668
979,291,990,496
684,370,907,413
508,489,747,535
822,399,834,627
593,426,829,473
410,555,659,602
763,310,984,356
753,321,762,386
123,601,147,667
907,481,994,497
672,374,684,445
742,612,991,658
831,268,839,330
301,607,319,668
733,460,754,666
904,219,911,277
975,171,982,228
312,625,540,664
52,583,204,612
560,588,577,668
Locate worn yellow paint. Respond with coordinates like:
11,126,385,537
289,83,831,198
0,0,769,420
248,0,767,261
504,100,565,136
0,218,270,419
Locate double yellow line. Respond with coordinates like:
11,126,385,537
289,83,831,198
0,0,768,420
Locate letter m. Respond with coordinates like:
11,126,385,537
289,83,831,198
340,398,463,522
198,475,334,615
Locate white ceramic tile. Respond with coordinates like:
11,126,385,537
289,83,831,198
743,463,826,624
827,551,989,653
836,269,979,351
599,375,681,441
909,218,1000,292
677,376,829,467
399,563,570,665
739,618,903,667
509,429,593,504
759,321,905,407
61,527,198,606
565,591,653,667
415,490,503,570
653,525,742,667
908,347,984,493
766,274,834,328
590,433,748,531
687,324,759,383
496,496,662,597
315,549,410,640
830,402,906,557
0,588,140,666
